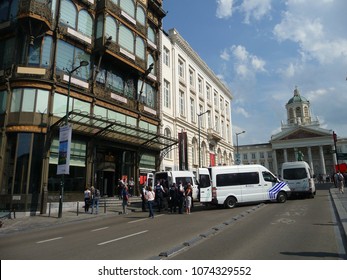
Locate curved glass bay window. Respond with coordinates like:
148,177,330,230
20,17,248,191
28,36,53,67
10,88,49,113
56,40,90,80
138,81,156,109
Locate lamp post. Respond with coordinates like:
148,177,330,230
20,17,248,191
235,130,245,165
198,110,210,168
58,60,89,218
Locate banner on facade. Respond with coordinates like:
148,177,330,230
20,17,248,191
178,131,188,170
57,125,72,175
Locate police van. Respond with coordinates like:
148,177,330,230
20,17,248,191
198,164,291,208
153,171,199,199
281,161,316,198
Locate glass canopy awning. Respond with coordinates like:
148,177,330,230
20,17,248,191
52,110,178,151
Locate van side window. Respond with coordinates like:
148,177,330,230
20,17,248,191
263,171,277,183
175,177,192,186
216,172,259,186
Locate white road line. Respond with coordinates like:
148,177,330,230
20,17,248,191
91,227,109,232
127,214,165,224
98,230,148,246
36,237,63,244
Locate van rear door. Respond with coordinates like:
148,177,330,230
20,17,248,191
198,168,212,202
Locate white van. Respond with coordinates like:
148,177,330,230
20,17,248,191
198,165,291,208
281,161,316,198
153,171,199,199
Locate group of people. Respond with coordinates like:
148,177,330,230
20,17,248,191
141,180,194,218
83,186,101,214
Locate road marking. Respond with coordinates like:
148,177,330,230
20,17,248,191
128,214,165,224
36,237,63,244
98,230,148,246
91,227,109,232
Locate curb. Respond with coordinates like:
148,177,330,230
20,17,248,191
330,188,347,240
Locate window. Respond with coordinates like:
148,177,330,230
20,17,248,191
189,68,195,88
206,84,211,100
262,171,277,182
251,153,256,159
0,0,19,23
28,36,53,67
136,36,145,59
105,16,118,41
0,90,7,113
60,0,77,28
164,128,172,159
147,26,156,44
198,77,203,95
163,46,170,66
179,90,185,116
163,80,170,108
260,152,264,159
215,116,219,132
216,172,259,187
214,91,218,107
243,154,248,160
190,98,195,122
178,58,184,79
10,88,49,113
78,10,93,38
136,5,145,26
120,0,135,18
119,25,134,53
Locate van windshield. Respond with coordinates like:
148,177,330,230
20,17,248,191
283,168,307,180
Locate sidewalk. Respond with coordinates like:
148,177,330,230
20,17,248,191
1,189,346,240
330,187,347,240
0,197,143,236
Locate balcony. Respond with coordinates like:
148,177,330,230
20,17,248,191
17,0,52,34
207,128,222,142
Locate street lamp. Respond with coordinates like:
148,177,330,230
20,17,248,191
58,60,89,218
235,130,245,165
198,110,210,168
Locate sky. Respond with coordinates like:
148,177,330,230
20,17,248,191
162,0,347,145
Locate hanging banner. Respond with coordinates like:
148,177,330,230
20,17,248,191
178,131,188,171
57,125,72,175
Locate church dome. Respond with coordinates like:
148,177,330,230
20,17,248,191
287,87,308,104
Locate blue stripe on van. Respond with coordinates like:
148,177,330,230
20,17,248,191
268,181,287,200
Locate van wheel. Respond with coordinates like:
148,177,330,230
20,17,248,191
225,197,237,209
277,192,287,203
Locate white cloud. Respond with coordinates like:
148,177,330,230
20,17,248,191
216,0,234,19
273,1,347,64
235,106,250,118
240,0,272,24
220,49,230,61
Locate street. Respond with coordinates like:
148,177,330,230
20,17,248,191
0,184,346,260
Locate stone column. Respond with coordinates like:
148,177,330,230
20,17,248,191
319,146,326,175
283,148,288,162
308,146,314,171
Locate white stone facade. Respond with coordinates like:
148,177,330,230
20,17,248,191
159,29,234,172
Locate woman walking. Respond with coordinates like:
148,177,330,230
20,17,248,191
146,186,155,218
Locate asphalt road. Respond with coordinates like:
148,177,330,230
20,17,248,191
0,186,345,260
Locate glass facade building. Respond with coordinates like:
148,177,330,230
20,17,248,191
0,0,175,213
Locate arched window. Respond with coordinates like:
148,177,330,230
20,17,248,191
78,10,93,38
105,16,117,42
147,26,156,44
119,25,134,53
296,107,301,117
136,5,145,26
120,0,135,18
147,54,155,74
304,106,309,117
60,0,77,28
136,36,145,59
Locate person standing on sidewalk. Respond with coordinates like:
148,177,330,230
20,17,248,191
84,187,91,213
336,171,345,194
121,186,130,214
92,187,101,214
146,186,155,218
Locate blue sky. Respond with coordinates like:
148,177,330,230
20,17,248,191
162,0,347,145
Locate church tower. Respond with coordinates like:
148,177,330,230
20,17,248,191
285,87,313,126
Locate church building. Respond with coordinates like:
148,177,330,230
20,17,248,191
237,87,347,178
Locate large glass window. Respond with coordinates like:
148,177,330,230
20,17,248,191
120,0,135,18
78,10,93,38
136,36,145,59
56,40,90,80
105,16,117,42
28,36,53,67
119,25,134,53
10,88,49,113
136,5,145,25
147,26,156,44
60,0,77,28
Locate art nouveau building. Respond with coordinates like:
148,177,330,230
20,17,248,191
0,0,175,213
237,87,347,178
160,29,234,172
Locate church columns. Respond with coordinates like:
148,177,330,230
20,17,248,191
283,149,288,162
319,146,326,175
273,149,279,175
308,146,314,171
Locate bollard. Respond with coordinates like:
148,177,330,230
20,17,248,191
77,201,79,216
12,208,16,219
48,202,51,217
104,200,107,213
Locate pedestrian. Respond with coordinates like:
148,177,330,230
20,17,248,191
90,186,95,213
185,183,192,214
146,186,155,218
336,171,345,194
121,185,130,214
141,185,147,212
177,181,185,214
84,187,91,213
92,187,101,214
128,177,135,196
169,183,178,213
154,180,165,212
